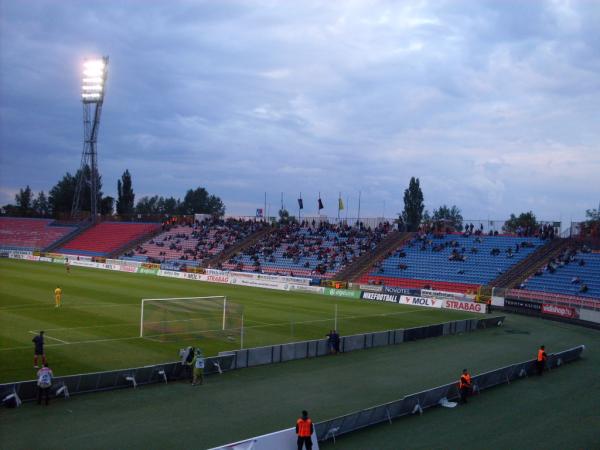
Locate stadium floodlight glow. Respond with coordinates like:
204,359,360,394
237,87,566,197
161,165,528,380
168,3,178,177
81,57,108,103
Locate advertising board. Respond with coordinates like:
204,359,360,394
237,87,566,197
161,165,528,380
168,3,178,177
542,303,578,319
323,288,361,299
443,299,486,314
505,298,542,312
400,296,443,308
383,286,421,296
361,291,400,303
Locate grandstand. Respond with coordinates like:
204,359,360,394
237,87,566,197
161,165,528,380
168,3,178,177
0,217,76,251
360,232,545,293
121,218,265,268
223,221,392,279
58,221,160,256
522,250,600,299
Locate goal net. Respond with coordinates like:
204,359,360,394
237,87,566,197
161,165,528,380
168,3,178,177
139,296,243,344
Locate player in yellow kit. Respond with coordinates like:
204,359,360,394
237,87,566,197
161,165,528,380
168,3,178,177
54,286,62,307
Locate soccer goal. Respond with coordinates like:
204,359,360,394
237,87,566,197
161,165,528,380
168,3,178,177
139,296,243,344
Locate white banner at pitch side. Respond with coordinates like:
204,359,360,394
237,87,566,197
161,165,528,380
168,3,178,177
208,428,319,450
443,299,487,314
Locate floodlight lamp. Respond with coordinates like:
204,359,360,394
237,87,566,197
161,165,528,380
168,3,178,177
81,56,108,103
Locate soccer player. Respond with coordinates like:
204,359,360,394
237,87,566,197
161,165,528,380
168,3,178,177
32,331,46,368
54,286,62,307
65,259,71,273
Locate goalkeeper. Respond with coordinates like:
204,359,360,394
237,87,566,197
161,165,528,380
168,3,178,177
191,348,205,386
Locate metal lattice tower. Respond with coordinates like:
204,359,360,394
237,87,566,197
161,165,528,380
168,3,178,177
72,56,109,221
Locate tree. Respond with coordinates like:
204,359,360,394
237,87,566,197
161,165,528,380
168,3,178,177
32,191,50,217
116,169,135,215
101,196,115,215
278,208,296,224
179,187,225,216
15,185,33,216
432,205,463,231
135,196,161,215
49,166,103,217
402,177,424,231
503,211,538,233
49,172,77,216
161,197,180,215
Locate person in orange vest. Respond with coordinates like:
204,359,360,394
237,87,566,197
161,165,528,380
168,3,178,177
536,345,548,376
295,410,314,450
459,368,472,403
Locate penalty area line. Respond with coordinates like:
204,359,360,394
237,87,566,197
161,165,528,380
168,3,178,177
28,330,70,344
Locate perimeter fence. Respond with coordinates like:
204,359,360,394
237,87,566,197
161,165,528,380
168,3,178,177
0,316,503,404
314,345,584,442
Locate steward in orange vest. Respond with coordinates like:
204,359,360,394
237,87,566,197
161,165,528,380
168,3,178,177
536,345,547,376
296,410,314,450
459,369,472,403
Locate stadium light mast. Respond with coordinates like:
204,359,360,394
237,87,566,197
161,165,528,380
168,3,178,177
72,56,109,221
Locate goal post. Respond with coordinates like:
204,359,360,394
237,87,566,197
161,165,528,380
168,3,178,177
139,296,243,344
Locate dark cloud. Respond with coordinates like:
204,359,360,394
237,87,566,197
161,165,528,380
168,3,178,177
1,0,598,221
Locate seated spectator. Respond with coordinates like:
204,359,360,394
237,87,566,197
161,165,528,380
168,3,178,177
571,276,581,284
580,284,589,293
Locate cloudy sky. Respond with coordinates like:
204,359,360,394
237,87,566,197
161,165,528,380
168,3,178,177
1,0,599,222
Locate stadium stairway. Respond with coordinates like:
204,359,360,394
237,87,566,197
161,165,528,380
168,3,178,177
488,238,570,289
43,220,94,252
336,231,412,282
202,224,272,268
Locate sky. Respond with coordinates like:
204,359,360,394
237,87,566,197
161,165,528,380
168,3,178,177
1,0,599,222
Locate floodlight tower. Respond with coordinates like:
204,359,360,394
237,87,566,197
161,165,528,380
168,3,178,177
71,56,109,221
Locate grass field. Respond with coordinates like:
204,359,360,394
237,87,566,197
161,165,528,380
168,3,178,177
1,313,598,450
0,258,477,383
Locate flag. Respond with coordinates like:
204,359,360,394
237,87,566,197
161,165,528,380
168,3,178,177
338,197,344,211
298,198,303,210
318,198,324,210
256,208,263,218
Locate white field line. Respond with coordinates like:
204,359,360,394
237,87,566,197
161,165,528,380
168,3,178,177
0,303,138,311
1,308,428,352
28,330,70,344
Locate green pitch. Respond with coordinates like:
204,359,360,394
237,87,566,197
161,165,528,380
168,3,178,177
0,258,476,383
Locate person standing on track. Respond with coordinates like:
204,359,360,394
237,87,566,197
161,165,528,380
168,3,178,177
36,362,54,406
32,331,46,368
191,348,205,386
536,345,548,376
54,286,62,308
295,410,314,450
459,368,472,403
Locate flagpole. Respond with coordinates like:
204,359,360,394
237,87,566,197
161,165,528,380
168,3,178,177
299,192,302,223
264,192,267,223
318,191,321,218
357,190,361,227
337,192,341,221
346,196,349,221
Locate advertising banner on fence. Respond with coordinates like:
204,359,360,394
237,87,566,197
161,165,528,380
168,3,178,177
230,276,288,290
202,274,230,284
323,288,361,299
361,291,401,303
158,270,184,279
542,303,579,319
443,299,486,314
137,267,159,275
288,284,325,294
383,286,422,296
421,289,469,301
400,296,443,308
359,284,383,293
